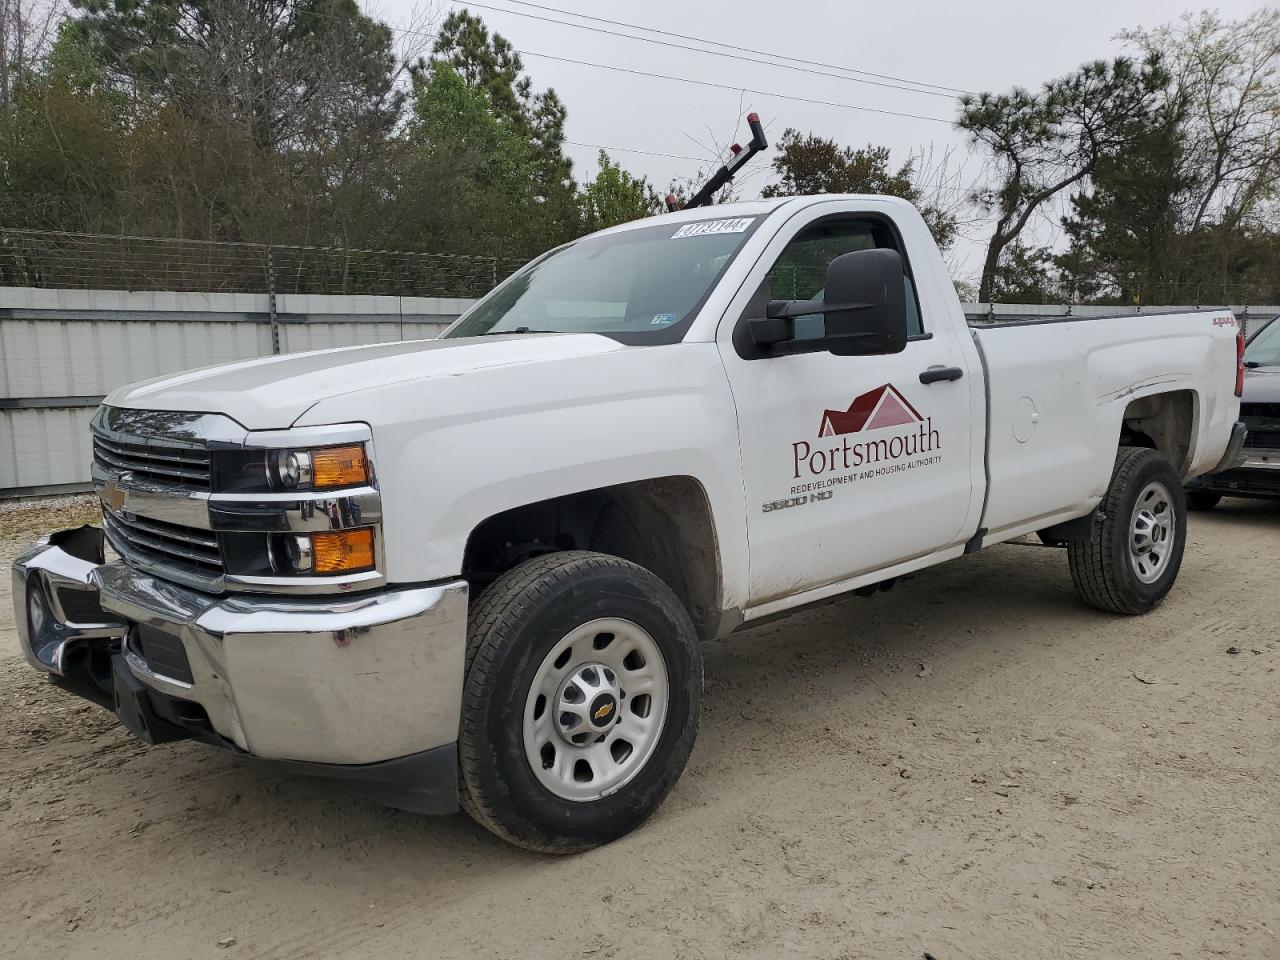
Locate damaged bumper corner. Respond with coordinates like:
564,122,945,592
14,526,126,693
13,526,469,814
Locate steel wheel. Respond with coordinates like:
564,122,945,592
523,617,669,802
1070,447,1186,615
1129,480,1176,584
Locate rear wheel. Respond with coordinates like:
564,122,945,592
1068,447,1186,615
1187,490,1223,511
459,551,701,853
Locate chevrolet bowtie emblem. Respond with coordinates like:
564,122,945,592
103,482,127,511
593,702,614,721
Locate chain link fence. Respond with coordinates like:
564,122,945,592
0,227,529,299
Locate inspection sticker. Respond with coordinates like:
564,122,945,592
670,217,754,239
651,313,677,325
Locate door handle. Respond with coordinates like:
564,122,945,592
919,365,964,385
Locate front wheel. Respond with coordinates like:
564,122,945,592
1068,447,1187,615
458,551,701,853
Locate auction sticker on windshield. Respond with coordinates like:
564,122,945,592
671,218,755,239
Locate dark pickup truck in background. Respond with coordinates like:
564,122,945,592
1188,316,1280,509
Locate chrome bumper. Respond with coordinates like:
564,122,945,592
14,527,468,772
14,526,126,675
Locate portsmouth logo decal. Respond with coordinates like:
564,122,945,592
764,384,943,513
819,383,923,436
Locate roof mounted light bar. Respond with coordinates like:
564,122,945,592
666,113,769,212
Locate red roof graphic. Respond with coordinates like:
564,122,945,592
819,384,923,437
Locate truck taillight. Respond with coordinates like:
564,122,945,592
1236,330,1245,398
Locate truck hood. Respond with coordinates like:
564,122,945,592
105,334,626,430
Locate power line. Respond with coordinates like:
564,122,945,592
301,8,957,126
489,0,972,96
509,49,954,124
564,139,707,162
446,0,965,100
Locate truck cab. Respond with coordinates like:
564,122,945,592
13,194,1245,852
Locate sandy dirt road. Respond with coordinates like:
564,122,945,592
1,497,1278,960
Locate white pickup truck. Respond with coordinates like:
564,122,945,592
14,194,1247,852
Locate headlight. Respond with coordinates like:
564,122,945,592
278,450,311,488
269,444,369,490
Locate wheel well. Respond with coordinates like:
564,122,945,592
462,477,723,639
1120,390,1196,475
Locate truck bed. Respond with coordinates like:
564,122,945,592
970,309,1240,543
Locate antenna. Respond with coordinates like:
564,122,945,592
671,113,769,211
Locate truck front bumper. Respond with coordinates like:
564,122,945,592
13,526,468,813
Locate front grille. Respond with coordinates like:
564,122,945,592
93,436,211,490
103,506,224,580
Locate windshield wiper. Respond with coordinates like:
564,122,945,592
480,327,557,335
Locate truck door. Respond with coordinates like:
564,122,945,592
718,209,978,606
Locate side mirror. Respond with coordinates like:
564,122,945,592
748,248,909,357
821,248,909,355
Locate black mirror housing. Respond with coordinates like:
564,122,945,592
821,248,908,356
745,247,910,357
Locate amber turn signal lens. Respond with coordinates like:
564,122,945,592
311,528,375,574
311,444,368,488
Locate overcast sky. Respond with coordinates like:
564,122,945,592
380,0,1268,280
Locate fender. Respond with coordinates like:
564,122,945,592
296,340,751,612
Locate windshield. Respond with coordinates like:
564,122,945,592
444,216,760,344
1245,317,1280,366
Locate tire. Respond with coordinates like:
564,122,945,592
1187,490,1223,511
458,550,701,853
1068,446,1187,615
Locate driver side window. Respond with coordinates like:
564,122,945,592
766,219,923,340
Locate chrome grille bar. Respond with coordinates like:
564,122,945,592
94,436,208,467
92,437,211,488
107,508,219,553
103,507,224,574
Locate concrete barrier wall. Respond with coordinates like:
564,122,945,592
2,287,1275,496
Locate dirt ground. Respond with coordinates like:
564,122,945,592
1,497,1277,960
